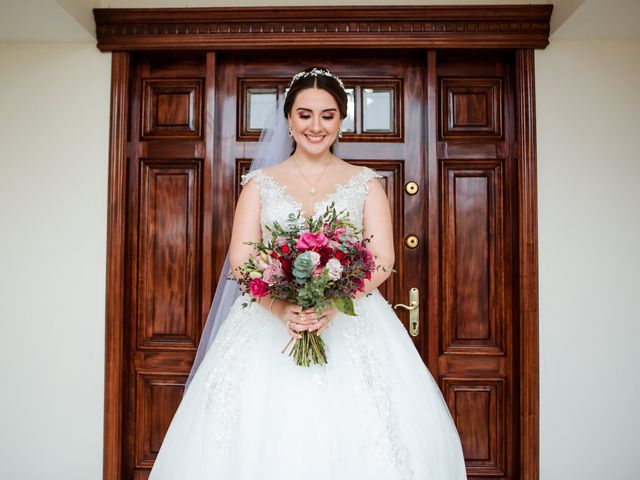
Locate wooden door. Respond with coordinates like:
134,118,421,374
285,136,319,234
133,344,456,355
431,49,519,478
119,51,214,480
118,49,521,480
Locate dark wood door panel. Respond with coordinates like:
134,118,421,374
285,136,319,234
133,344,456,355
443,377,507,476
141,78,203,138
441,159,506,356
137,159,202,350
134,372,187,469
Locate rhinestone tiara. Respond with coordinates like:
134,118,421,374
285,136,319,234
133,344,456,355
285,67,347,96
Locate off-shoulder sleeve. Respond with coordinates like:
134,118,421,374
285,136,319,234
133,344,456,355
240,168,263,188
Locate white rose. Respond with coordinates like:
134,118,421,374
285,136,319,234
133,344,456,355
308,251,321,269
326,258,343,280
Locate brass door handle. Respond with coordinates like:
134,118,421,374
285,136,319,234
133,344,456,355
393,287,420,337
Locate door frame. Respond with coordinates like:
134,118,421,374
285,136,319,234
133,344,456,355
94,6,550,480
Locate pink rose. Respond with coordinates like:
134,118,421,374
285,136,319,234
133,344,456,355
295,232,329,250
249,278,269,298
255,254,269,271
326,258,343,280
332,227,347,239
262,257,284,285
273,236,288,247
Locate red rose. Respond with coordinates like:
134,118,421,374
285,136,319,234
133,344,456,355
249,278,269,298
281,244,290,254
363,249,375,268
279,258,293,279
271,251,279,258
319,246,334,265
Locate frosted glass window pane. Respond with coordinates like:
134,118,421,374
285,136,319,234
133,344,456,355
341,88,355,133
248,89,277,130
363,88,393,132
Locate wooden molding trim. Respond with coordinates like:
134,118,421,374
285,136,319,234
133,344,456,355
93,5,552,51
103,51,129,480
516,48,540,480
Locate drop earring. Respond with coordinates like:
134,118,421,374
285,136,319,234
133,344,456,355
288,124,293,137
338,129,343,138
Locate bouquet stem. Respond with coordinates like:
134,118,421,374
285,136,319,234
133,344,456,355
285,331,327,367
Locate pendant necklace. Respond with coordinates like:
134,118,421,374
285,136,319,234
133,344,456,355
293,154,333,195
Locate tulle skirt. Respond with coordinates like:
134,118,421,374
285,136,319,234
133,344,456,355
149,289,467,480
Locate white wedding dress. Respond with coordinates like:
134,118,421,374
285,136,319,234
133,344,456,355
149,166,467,480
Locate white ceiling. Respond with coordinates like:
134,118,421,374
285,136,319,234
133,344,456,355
0,0,96,42
552,0,640,39
0,0,638,43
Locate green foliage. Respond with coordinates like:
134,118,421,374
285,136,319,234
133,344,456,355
333,297,355,316
292,251,315,282
296,270,331,310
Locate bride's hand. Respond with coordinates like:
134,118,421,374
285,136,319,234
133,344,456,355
308,305,338,335
272,300,316,339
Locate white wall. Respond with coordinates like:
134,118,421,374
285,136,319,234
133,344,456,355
0,43,111,479
536,39,640,479
0,38,638,480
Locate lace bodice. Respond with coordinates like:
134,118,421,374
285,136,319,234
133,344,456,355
240,166,383,241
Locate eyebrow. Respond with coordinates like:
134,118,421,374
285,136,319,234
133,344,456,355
295,107,338,113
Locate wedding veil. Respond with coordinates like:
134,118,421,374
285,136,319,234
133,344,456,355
185,82,345,392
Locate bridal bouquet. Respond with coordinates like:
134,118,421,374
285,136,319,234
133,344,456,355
234,203,377,367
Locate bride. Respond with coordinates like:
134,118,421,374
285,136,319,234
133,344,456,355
149,67,468,480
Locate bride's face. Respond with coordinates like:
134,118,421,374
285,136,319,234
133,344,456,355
288,87,342,157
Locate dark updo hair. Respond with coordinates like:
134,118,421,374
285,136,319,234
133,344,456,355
283,67,348,154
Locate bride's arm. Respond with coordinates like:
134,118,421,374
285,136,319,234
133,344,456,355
228,178,262,280
356,177,395,298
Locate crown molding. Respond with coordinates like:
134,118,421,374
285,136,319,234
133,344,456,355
93,5,552,51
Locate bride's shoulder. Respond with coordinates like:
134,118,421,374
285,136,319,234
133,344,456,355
331,159,361,177
333,158,381,178
260,164,284,178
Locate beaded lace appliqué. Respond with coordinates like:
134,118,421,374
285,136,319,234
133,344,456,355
199,298,268,456
240,166,382,240
344,303,415,480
